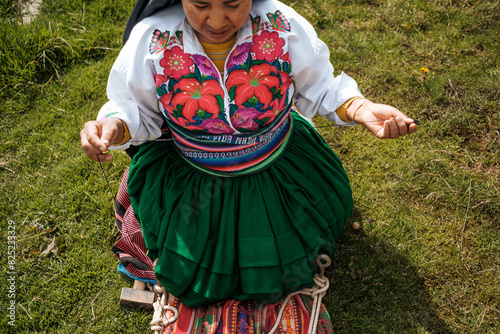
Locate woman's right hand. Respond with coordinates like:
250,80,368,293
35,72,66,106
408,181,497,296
80,118,124,162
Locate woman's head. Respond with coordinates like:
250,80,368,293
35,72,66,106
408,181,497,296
182,0,252,44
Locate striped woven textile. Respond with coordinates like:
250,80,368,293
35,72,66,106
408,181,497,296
168,106,292,176
112,167,156,281
162,294,334,334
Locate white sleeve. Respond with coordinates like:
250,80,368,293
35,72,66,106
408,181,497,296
288,12,363,126
97,22,164,150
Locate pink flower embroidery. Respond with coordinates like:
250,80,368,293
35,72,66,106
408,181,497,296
226,63,280,108
200,118,235,134
227,42,252,68
231,108,261,131
251,31,285,62
160,46,194,80
171,78,224,122
191,54,219,78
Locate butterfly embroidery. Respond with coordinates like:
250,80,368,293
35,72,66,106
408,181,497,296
266,10,290,32
176,31,184,45
149,29,169,54
250,14,261,34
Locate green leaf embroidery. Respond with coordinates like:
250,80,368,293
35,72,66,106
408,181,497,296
247,96,259,107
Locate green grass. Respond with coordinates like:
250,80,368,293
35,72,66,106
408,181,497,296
0,0,498,333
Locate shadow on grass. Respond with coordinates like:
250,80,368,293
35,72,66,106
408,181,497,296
326,208,453,334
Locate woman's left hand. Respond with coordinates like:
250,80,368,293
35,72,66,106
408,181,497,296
348,99,417,139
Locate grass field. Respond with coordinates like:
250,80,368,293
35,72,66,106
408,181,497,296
0,0,498,333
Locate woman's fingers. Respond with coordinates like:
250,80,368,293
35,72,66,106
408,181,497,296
381,117,413,139
80,121,114,162
101,120,121,147
357,102,419,139
406,121,418,134
395,116,408,137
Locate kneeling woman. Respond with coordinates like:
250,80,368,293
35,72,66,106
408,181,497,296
80,0,417,332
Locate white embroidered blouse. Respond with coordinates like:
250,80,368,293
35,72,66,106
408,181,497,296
98,0,363,150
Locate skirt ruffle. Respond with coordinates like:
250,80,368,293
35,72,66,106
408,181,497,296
128,112,353,308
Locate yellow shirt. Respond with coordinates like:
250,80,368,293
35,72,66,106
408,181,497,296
199,36,237,74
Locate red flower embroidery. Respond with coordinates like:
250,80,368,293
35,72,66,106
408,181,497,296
255,70,292,125
175,116,205,131
258,96,286,126
251,30,285,62
160,91,173,114
278,71,293,95
171,78,224,122
160,46,194,80
281,51,290,62
155,73,169,87
226,63,280,108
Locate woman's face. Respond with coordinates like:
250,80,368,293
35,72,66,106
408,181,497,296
182,0,252,44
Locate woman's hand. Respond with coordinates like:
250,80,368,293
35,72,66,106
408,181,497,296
80,118,125,162
347,99,417,139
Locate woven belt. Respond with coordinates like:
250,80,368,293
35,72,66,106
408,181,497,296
167,108,292,177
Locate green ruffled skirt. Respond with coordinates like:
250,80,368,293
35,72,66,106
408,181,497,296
128,112,353,308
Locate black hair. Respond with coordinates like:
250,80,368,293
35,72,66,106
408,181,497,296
123,0,182,44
